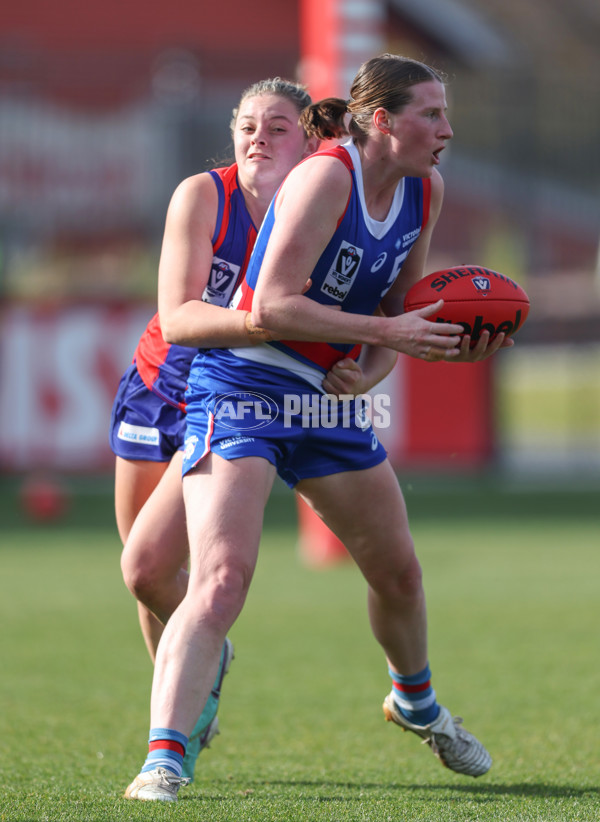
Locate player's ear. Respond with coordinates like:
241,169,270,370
304,136,320,157
373,108,391,135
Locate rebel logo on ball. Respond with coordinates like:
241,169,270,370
434,310,525,341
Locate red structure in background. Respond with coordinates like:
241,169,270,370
296,0,381,564
299,0,343,101
2,0,299,106
399,359,494,468
296,0,494,564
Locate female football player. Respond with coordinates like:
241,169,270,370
125,55,509,800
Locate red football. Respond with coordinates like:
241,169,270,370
404,265,530,342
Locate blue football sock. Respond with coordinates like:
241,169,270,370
389,663,440,726
141,727,189,776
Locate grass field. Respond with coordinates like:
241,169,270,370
1,475,599,821
497,344,600,471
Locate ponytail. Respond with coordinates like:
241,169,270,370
300,98,351,141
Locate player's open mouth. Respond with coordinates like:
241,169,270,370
432,147,444,164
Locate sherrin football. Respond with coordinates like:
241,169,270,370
404,265,530,342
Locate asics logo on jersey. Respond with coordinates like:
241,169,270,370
371,252,387,273
320,241,363,302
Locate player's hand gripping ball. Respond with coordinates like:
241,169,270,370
404,265,530,343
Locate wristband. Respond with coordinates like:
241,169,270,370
244,311,273,344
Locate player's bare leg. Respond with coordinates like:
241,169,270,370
297,460,428,674
119,453,189,632
297,461,491,777
115,456,170,658
125,453,275,799
148,454,275,733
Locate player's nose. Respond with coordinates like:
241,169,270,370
439,114,453,140
251,128,268,145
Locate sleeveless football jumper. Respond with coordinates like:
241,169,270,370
110,164,258,460
182,142,431,484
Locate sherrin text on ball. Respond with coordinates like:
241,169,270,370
404,265,530,342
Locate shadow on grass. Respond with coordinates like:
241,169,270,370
180,780,599,802
409,782,600,799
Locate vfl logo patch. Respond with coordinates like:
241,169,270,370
202,257,241,306
320,241,363,302
183,435,199,461
472,277,491,294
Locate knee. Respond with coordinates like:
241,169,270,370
188,561,253,630
396,555,424,598
120,542,162,602
372,552,424,603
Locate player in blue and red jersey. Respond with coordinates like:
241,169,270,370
111,79,314,782
109,161,259,778
125,55,513,802
113,77,398,791
110,158,264,653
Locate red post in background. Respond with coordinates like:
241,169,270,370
299,0,343,102
399,358,495,469
296,1,496,564
296,0,386,565
297,0,350,565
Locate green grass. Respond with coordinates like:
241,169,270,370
0,480,599,821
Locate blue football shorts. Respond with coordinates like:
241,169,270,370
182,350,387,488
109,363,186,461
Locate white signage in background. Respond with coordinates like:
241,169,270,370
0,303,153,470
0,300,404,473
0,303,511,474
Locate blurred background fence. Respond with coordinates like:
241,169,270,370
1,0,599,490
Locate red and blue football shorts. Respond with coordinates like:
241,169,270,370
182,349,387,488
109,363,186,461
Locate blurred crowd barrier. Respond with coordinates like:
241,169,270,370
498,343,600,475
1,300,598,477
0,301,152,471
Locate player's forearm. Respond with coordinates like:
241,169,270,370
252,293,392,348
357,345,399,391
160,302,270,348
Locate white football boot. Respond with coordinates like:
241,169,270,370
124,767,191,801
383,693,492,777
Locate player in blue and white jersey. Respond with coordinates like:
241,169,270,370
125,55,511,801
116,77,397,795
